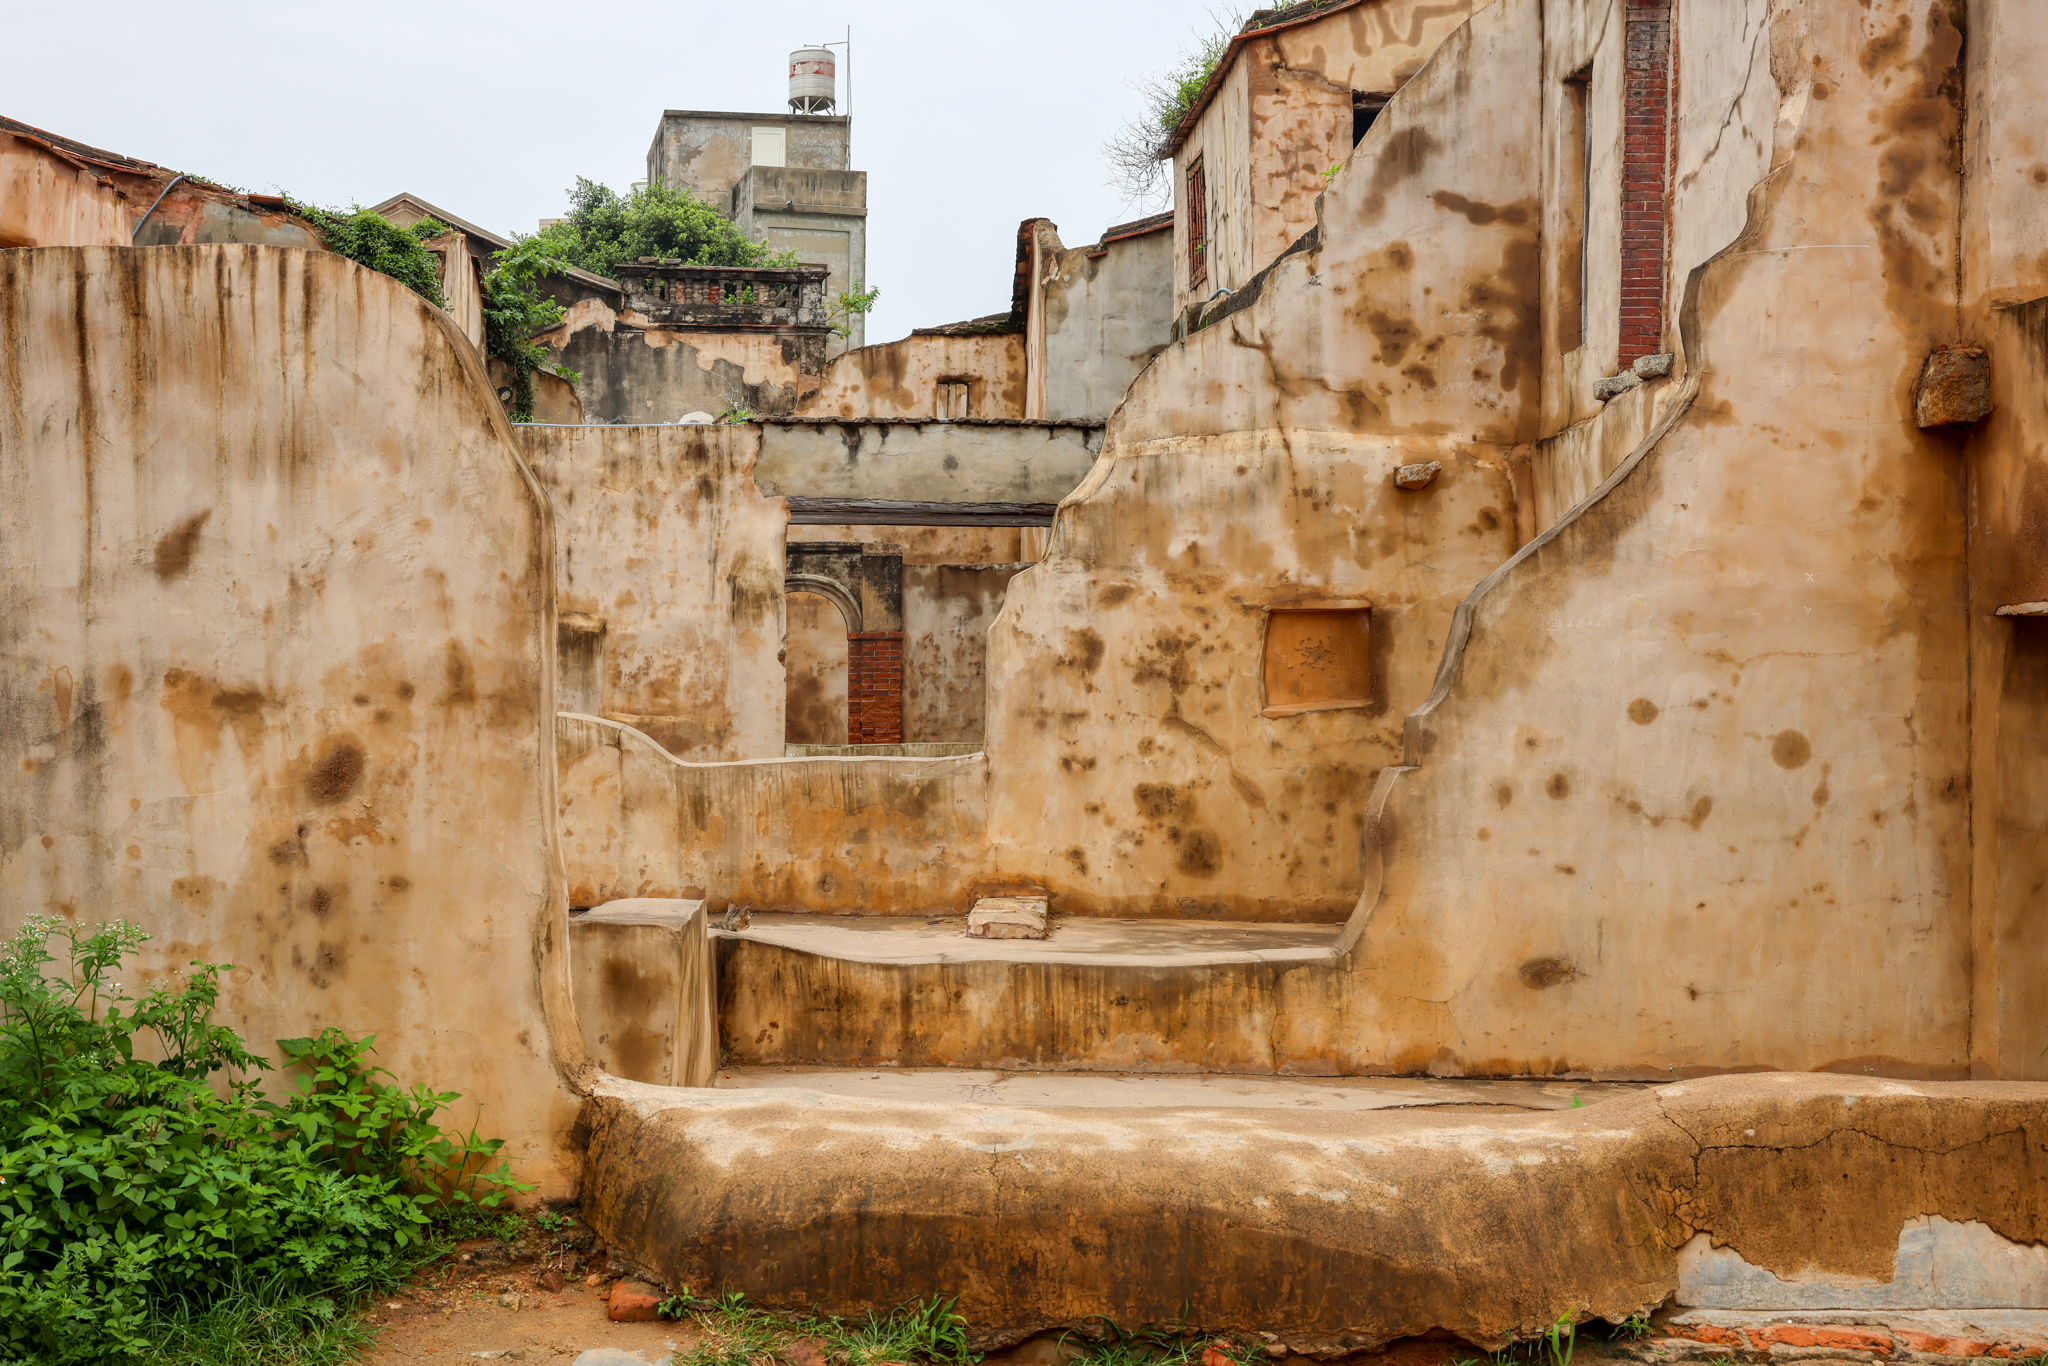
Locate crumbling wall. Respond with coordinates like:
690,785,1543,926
519,425,787,762
540,299,824,422
1961,0,2048,1079
555,715,990,913
1038,224,1175,421
904,564,1028,745
1350,0,1977,1076
985,1,1537,920
0,245,585,1191
785,593,849,746
796,332,1026,420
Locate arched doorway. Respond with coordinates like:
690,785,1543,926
785,588,852,745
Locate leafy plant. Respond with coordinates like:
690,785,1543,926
1613,1314,1653,1342
717,402,756,425
481,236,580,422
828,282,881,339
1543,1309,1579,1366
530,178,797,281
0,915,526,1363
285,196,448,309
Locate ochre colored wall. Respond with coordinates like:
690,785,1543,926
0,131,130,247
556,715,990,913
904,564,1027,746
985,2,1536,921
519,425,788,762
796,332,1026,420
785,593,849,746
0,246,586,1191
1350,0,1976,1076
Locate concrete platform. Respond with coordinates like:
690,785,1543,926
713,1065,1648,1111
577,1073,2048,1354
715,912,1352,1072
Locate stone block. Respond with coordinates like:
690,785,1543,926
1916,346,1992,427
1594,371,1645,401
967,895,1049,939
1633,352,1675,378
607,1279,664,1323
1394,461,1442,490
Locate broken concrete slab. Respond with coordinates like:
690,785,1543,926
577,1073,2048,1354
1594,370,1645,400
967,896,1050,939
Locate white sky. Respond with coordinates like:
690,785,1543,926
8,0,1207,344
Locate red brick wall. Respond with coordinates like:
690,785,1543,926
848,631,904,744
1620,0,1673,365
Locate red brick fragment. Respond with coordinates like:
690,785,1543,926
1674,1324,1747,1347
607,1278,663,1322
1897,1331,1992,1358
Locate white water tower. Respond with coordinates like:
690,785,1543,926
789,45,836,114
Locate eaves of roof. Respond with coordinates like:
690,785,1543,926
1160,0,1373,160
368,192,622,295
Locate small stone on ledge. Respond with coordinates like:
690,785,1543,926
1394,461,1441,490
967,896,1049,939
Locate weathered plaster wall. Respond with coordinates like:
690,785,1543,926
984,0,1536,921
647,112,851,208
754,420,1104,505
555,715,990,913
0,246,586,1191
1352,0,1978,1076
1962,0,2048,1080
541,299,824,423
1171,0,1495,320
0,130,129,247
785,593,849,746
1038,225,1175,421
732,166,870,355
796,333,1026,419
519,425,787,762
904,564,1027,746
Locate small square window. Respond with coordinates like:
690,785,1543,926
1262,607,1371,716
936,379,970,420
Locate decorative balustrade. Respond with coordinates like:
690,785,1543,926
615,261,831,332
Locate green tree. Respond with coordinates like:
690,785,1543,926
529,178,796,280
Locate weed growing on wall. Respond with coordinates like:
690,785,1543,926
284,197,449,309
0,916,528,1364
530,178,800,281
1101,9,1244,209
482,236,580,422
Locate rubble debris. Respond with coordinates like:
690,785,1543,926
1917,345,1992,427
967,895,1050,939
1394,461,1442,490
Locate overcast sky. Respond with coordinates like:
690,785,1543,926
9,1,1209,343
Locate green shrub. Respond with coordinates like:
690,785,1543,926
284,198,449,310
0,916,525,1363
530,177,798,280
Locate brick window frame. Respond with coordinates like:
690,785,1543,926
1186,156,1209,292
1619,0,1674,365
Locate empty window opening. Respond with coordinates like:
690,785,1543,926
785,592,850,746
936,379,970,420
751,126,787,168
1262,607,1372,716
1560,65,1592,351
1186,156,1209,292
1352,93,1391,147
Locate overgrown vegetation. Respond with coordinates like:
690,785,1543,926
0,916,526,1364
1102,10,1244,209
530,178,799,281
285,196,448,309
481,235,579,422
655,1286,980,1366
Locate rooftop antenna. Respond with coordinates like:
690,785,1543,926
823,27,850,159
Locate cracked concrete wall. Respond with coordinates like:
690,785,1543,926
1037,225,1176,422
1961,0,2048,1080
1354,0,1978,1076
0,245,585,1194
1171,0,1495,320
519,425,788,762
539,298,824,423
795,332,1026,420
554,714,990,913
580,1074,2048,1349
983,0,1537,921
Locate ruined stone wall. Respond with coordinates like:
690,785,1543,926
519,425,787,762
1348,0,1979,1076
784,593,849,746
0,245,586,1191
986,3,1537,921
1962,0,2048,1079
540,299,824,422
904,564,1028,746
1038,226,1175,421
556,715,990,913
796,333,1026,420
